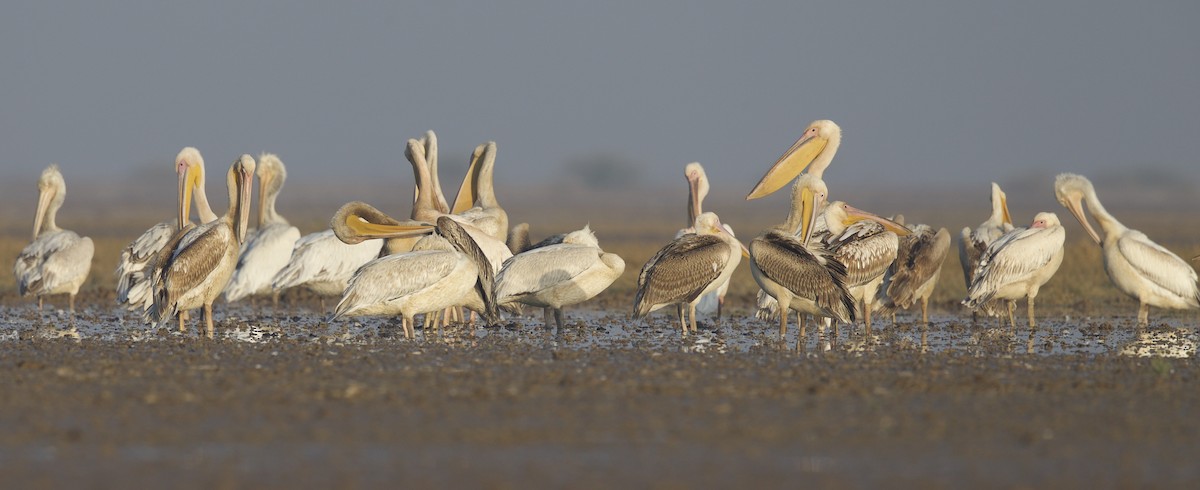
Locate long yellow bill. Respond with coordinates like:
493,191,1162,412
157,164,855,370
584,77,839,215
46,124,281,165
345,216,434,239
842,204,912,236
746,134,828,200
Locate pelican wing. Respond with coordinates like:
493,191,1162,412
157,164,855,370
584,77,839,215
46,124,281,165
958,227,987,287
827,230,899,287
332,251,461,318
160,224,234,310
633,234,729,316
887,227,951,308
966,226,1064,305
15,231,92,296
271,230,383,291
495,245,600,303
751,231,855,322
116,221,175,305
1117,232,1200,304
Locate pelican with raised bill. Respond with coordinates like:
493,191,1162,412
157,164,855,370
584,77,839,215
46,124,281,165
676,162,736,320
223,153,301,306
495,225,625,331
963,212,1065,330
147,155,256,338
633,212,747,336
116,147,219,315
749,174,855,343
746,119,842,200
332,216,499,339
958,182,1015,320
14,164,95,319
1055,173,1200,325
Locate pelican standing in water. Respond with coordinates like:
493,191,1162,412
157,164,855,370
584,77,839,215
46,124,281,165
749,174,855,342
1055,173,1200,325
148,155,256,338
332,216,498,338
878,223,952,324
676,163,736,321
14,165,95,318
818,202,910,334
116,148,219,315
495,225,625,331
963,212,1065,329
633,212,747,336
224,153,301,306
958,182,1015,320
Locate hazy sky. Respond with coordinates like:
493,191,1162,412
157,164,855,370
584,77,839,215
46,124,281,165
3,1,1198,192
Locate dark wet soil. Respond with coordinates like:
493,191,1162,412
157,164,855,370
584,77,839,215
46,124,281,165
1,292,1198,488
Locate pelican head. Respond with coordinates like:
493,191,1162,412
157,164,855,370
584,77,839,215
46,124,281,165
562,224,599,248
256,153,287,226
990,182,1012,226
823,201,912,237
685,162,709,223
1030,212,1061,229
792,173,829,243
747,119,842,200
32,164,66,240
695,212,749,258
176,147,204,228
1054,173,1102,244
331,201,433,245
232,155,256,245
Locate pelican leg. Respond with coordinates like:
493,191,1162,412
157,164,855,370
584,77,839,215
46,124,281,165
863,300,873,337
1006,301,1017,332
1027,296,1037,330
178,312,186,333
555,308,565,331
543,307,554,330
1138,303,1149,327
423,313,433,333
689,304,698,334
68,294,77,323
920,297,929,325
38,297,43,314
676,304,687,337
799,314,807,345
778,306,788,341
319,297,326,314
203,303,215,339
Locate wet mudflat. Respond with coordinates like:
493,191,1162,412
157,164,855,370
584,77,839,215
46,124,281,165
1,296,1198,488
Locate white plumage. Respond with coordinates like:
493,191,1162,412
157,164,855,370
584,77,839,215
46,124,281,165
271,230,384,297
495,226,625,329
958,182,1014,319
13,165,94,317
964,212,1065,329
1056,173,1200,325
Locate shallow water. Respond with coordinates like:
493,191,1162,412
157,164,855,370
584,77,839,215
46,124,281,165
4,304,1194,359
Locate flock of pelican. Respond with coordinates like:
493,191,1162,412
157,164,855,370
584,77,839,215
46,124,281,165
11,122,1200,342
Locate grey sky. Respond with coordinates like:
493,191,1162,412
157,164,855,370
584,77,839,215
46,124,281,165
3,1,1198,194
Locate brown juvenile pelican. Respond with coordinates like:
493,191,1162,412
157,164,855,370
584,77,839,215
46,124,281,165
14,164,94,318
224,153,301,305
746,120,842,200
495,225,625,330
749,174,855,342
958,182,1015,319
116,147,219,314
633,212,747,336
332,216,499,338
878,223,952,324
148,155,256,338
818,201,911,334
964,212,1065,330
675,162,736,321
1055,173,1199,325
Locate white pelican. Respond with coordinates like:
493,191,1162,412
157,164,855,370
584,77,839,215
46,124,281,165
1055,173,1200,325
958,182,1015,319
963,212,1065,329
332,216,499,338
878,223,952,324
223,153,301,305
749,174,855,341
148,155,256,338
270,230,384,312
116,147,218,314
818,201,910,333
746,119,842,200
675,162,736,320
13,165,94,317
633,212,747,336
447,141,509,242
495,225,625,330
